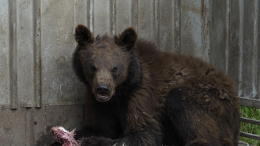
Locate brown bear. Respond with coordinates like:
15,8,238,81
51,24,240,146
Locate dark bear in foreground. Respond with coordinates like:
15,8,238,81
52,24,240,146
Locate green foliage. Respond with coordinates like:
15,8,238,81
240,106,260,146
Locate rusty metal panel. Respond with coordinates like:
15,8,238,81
0,109,27,145
210,0,230,74
258,0,260,99
131,0,138,31
137,0,157,42
0,0,10,109
74,0,88,26
157,0,179,53
115,0,131,34
180,0,210,62
0,105,84,146
9,0,18,109
25,108,44,146
1,0,259,108
43,105,84,145
73,0,89,107
158,0,174,52
1,0,260,145
213,0,259,100
230,0,243,96
242,0,259,98
41,0,84,106
17,0,35,107
93,0,110,36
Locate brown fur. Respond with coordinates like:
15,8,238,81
67,25,240,146
134,39,240,145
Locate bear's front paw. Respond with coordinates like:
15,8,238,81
81,136,115,146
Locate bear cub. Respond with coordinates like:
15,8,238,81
52,24,240,146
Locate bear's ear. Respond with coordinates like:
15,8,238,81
74,24,94,45
115,27,137,50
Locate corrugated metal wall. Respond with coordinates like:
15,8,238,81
0,0,259,145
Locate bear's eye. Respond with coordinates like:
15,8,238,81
111,67,118,73
90,65,97,72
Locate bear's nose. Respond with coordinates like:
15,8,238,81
96,84,110,95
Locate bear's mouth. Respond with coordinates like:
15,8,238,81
95,84,112,102
96,93,110,101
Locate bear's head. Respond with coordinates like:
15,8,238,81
73,24,141,103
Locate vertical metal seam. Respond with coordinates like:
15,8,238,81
86,0,90,27
33,0,42,107
131,0,138,32
252,0,259,98
74,0,76,27
86,0,90,28
85,0,88,26
110,0,116,35
154,0,160,47
209,0,213,58
207,0,210,62
174,0,181,54
201,0,210,62
172,0,175,53
238,0,244,96
9,0,18,109
73,0,77,103
89,0,94,33
226,0,231,75
178,0,182,54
